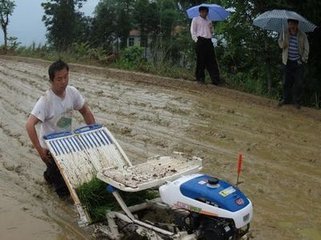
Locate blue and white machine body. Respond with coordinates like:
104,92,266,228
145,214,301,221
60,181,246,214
160,173,253,229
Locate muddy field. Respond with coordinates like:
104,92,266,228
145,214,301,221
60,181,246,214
0,56,320,240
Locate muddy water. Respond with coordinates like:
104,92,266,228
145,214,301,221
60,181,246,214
0,56,321,240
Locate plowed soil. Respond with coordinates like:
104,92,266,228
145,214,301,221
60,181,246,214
0,55,320,240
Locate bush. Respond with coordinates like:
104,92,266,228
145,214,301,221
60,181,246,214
117,46,145,68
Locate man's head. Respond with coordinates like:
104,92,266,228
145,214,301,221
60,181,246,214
48,60,69,82
199,6,209,18
287,19,299,35
48,60,69,96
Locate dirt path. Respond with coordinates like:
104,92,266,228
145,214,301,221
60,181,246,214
0,56,320,240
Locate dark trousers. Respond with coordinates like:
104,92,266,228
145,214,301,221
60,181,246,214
282,60,304,104
195,37,220,84
44,154,70,198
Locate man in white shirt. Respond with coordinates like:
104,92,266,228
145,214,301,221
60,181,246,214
26,60,96,197
190,6,221,85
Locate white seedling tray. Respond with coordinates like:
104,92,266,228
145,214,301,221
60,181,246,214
97,154,202,192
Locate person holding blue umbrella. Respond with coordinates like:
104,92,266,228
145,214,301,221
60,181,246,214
190,6,221,85
278,18,310,109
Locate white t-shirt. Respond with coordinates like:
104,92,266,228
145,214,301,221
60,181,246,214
31,85,85,148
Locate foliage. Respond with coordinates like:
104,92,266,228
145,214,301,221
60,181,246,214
0,0,15,51
76,177,159,223
120,45,144,64
216,1,281,96
110,44,193,79
89,0,134,52
116,0,134,49
6,36,20,50
132,0,158,47
41,0,87,51
87,0,117,52
148,0,190,65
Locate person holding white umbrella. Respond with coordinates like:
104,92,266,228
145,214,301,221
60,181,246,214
253,9,316,109
278,18,310,109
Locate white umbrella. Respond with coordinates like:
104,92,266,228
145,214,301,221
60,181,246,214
253,9,317,33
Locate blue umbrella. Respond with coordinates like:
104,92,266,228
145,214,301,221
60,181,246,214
186,3,230,21
253,9,317,33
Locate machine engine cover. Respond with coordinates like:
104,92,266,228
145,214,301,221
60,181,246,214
159,173,253,229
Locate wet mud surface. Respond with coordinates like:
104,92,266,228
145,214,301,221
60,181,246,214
0,56,320,240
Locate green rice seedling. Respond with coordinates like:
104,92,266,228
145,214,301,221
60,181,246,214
77,178,159,223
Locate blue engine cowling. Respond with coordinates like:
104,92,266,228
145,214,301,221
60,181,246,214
159,173,253,230
180,174,250,212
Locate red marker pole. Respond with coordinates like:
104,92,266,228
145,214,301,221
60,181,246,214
236,153,243,186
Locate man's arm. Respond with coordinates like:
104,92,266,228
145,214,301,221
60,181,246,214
25,114,50,165
79,103,96,125
190,18,198,42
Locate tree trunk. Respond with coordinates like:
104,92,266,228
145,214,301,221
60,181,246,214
2,26,7,53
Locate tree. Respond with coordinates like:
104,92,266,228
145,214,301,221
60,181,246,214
89,0,118,52
115,0,134,50
0,0,15,52
41,0,87,51
88,0,135,53
133,0,158,50
288,0,321,107
150,0,186,64
216,0,284,95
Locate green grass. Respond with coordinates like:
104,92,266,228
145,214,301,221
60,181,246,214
76,178,159,223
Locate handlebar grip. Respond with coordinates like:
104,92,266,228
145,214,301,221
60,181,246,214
43,131,72,140
74,124,103,134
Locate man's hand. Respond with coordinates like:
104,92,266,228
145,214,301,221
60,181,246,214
39,148,51,166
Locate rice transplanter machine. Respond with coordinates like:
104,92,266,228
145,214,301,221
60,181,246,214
44,124,253,240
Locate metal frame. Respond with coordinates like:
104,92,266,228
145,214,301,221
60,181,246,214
44,124,203,234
